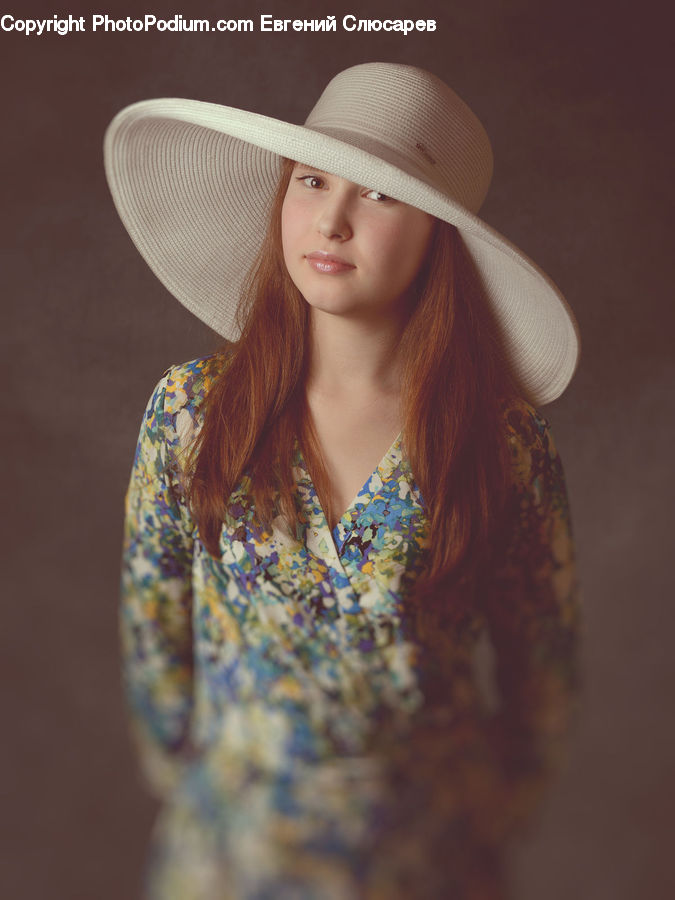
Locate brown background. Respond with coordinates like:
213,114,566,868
3,0,674,897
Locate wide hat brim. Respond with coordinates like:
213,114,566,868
104,96,579,405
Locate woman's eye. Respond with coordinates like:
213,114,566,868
297,174,324,189
364,189,390,202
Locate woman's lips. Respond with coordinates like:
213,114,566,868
305,252,356,274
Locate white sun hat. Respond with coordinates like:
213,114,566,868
104,61,579,405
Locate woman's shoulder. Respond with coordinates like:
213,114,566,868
144,351,229,458
499,396,561,491
500,396,551,446
159,352,227,417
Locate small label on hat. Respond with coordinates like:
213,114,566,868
415,142,436,165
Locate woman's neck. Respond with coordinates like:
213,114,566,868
306,308,405,399
303,308,406,525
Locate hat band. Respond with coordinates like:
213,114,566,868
304,125,483,214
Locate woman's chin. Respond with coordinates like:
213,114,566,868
303,294,364,318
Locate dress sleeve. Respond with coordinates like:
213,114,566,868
120,368,196,801
474,404,583,843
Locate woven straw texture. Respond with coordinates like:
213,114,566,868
104,62,579,404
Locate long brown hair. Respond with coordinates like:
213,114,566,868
187,157,517,602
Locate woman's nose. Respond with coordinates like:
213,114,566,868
317,195,353,241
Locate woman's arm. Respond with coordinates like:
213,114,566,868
120,368,196,800
474,403,583,844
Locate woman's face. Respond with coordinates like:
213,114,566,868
281,163,435,322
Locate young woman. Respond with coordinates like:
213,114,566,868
106,62,582,899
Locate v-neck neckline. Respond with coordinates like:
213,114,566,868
295,431,403,544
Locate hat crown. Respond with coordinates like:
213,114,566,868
303,62,494,213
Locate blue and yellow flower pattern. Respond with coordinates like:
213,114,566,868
121,355,582,899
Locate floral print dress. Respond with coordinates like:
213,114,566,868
120,355,582,899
